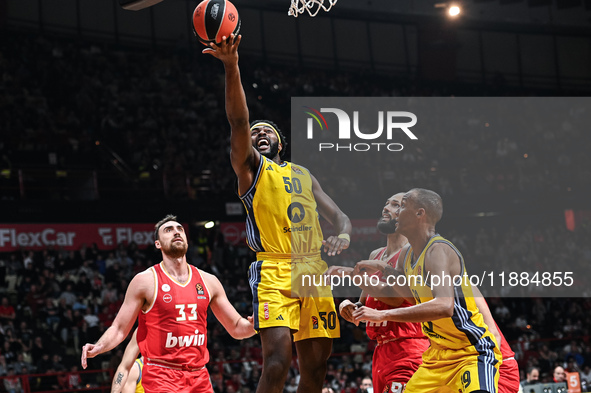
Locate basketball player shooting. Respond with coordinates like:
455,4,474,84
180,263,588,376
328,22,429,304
204,35,352,393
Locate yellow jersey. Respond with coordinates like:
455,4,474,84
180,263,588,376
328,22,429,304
403,235,499,352
240,158,323,255
134,358,144,393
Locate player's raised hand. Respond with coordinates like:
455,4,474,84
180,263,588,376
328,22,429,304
339,299,359,326
81,343,103,369
322,235,349,257
203,34,241,64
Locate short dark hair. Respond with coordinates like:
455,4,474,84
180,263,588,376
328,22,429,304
527,366,539,375
250,120,288,158
409,188,443,224
154,214,177,241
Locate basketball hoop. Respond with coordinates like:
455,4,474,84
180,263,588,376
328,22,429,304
288,0,338,17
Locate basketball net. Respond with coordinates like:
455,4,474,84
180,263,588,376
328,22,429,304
288,0,338,17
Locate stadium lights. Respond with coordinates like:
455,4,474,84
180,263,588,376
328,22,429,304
434,2,462,18
204,221,215,229
448,5,461,17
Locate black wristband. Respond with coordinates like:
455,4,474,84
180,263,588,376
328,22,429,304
354,301,363,308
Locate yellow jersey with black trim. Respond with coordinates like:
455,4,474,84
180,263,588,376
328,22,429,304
240,157,323,254
135,358,144,393
403,235,499,351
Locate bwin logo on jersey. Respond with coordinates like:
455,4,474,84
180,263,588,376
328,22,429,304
165,330,206,348
304,106,418,152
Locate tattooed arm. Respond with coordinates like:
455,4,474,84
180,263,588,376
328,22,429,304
111,329,141,393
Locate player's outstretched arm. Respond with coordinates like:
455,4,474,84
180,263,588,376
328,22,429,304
352,243,457,324
203,34,258,192
81,272,150,369
111,329,140,393
350,261,406,307
353,245,414,304
204,271,256,339
351,247,406,307
354,278,406,308
311,174,351,256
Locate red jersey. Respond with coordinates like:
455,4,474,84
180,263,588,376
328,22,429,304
365,248,424,342
495,313,520,393
497,321,515,359
364,247,429,393
138,263,210,369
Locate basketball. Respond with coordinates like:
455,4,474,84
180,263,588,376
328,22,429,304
192,0,241,46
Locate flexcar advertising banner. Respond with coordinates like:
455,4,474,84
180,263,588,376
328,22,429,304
0,224,160,251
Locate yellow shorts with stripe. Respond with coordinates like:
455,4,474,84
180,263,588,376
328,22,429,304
248,252,340,342
405,343,501,393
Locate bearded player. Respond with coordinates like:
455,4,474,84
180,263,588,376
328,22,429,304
339,193,518,393
326,193,429,393
352,189,502,393
82,215,255,392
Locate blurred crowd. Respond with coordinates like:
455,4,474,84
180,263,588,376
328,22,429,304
1,33,590,202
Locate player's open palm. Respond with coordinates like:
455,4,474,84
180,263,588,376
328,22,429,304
203,34,241,65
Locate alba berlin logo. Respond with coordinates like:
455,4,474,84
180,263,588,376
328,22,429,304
303,106,418,152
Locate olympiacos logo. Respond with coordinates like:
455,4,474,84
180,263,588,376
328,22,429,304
303,106,418,152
